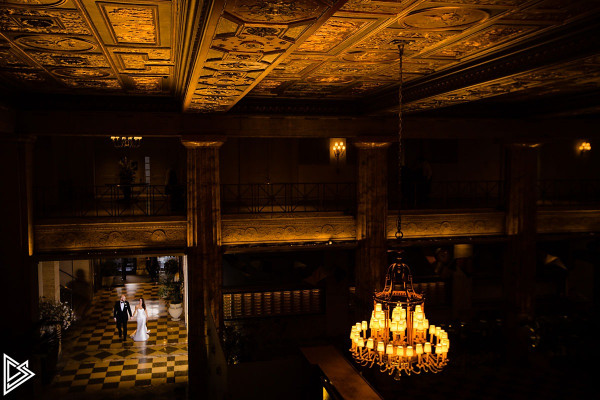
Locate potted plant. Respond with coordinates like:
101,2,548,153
38,298,77,359
168,282,183,321
158,280,183,321
158,258,184,321
164,258,180,280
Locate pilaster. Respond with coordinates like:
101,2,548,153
354,140,390,313
182,137,224,399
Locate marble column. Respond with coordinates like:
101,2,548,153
38,261,60,301
135,257,147,275
503,143,539,361
182,138,224,398
504,143,539,320
354,140,390,315
0,135,38,368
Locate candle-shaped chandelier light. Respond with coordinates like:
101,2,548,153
111,136,142,149
349,256,450,378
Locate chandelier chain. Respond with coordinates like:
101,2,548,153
396,43,405,239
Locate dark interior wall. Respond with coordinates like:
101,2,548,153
539,139,599,180
220,138,503,186
220,138,356,184
400,138,503,182
34,136,95,190
34,136,186,188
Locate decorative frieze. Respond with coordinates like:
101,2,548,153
221,213,357,245
32,209,599,253
387,211,506,239
34,219,186,252
537,209,600,234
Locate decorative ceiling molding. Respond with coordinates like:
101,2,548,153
182,0,352,112
0,0,179,95
244,0,600,104
363,16,600,113
0,0,599,115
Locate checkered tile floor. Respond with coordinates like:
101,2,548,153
50,282,188,395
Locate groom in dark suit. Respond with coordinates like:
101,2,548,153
113,294,132,340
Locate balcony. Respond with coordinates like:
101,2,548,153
34,180,600,221
35,184,186,219
537,179,600,206
221,183,356,214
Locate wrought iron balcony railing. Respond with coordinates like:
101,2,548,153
34,179,599,219
390,180,504,210
221,182,356,214
537,179,600,206
35,184,186,218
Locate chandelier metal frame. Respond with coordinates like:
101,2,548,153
350,255,450,379
348,41,450,380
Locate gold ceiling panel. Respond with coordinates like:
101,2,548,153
0,0,598,113
185,0,351,112
0,0,178,95
246,0,600,101
98,2,159,45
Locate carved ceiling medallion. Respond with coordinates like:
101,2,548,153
19,17,54,28
2,0,68,7
227,0,326,23
6,70,46,82
212,35,292,53
244,26,280,37
296,18,367,53
198,75,253,87
402,7,489,31
341,50,399,63
195,87,243,97
307,75,354,84
340,0,411,15
204,59,268,71
15,34,95,51
52,67,111,78
61,78,121,89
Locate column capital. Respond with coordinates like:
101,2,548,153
0,133,36,144
506,141,543,149
353,137,393,149
181,136,226,148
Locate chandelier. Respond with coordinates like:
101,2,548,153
349,255,450,378
111,136,142,148
348,41,450,379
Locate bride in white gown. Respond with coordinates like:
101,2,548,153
130,298,150,341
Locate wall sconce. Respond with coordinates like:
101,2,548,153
330,138,346,170
333,141,346,161
111,136,142,149
578,141,591,155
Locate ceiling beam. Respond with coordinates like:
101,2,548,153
13,108,600,140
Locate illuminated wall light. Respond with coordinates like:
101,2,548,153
578,141,591,154
329,138,347,164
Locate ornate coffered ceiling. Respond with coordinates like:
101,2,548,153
0,0,177,94
245,0,600,104
1,0,599,115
